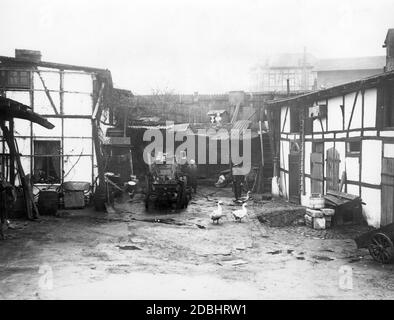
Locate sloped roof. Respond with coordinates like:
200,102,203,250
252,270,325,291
315,56,385,71
384,29,394,47
0,55,113,89
267,69,394,108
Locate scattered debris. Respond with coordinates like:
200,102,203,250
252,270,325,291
117,245,142,250
267,250,282,255
287,249,294,254
131,217,186,226
222,259,248,266
129,238,146,244
348,257,363,263
257,207,306,227
312,255,334,261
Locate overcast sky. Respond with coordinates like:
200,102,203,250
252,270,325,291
1,0,393,94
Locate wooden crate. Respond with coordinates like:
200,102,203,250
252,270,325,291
64,191,85,209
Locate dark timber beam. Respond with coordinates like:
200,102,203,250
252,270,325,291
35,70,59,115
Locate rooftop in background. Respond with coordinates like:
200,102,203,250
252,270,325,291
315,56,386,71
266,69,394,108
252,52,317,70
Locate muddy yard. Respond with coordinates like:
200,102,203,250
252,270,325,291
0,186,393,300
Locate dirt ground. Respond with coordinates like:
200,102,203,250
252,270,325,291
0,186,393,300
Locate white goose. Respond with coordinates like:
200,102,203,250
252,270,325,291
232,203,248,222
210,201,226,224
236,191,252,203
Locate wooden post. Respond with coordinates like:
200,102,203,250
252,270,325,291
91,82,106,189
9,119,15,185
257,120,265,193
0,122,38,219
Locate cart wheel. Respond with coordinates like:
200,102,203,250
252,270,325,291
368,233,394,264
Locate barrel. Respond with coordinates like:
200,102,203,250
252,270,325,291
93,191,106,211
38,191,58,215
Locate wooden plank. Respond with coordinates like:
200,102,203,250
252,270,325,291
310,152,323,194
9,119,15,185
0,122,38,219
281,107,289,133
288,153,300,202
381,158,394,226
91,81,106,188
324,194,346,206
326,190,359,200
326,147,340,192
346,90,359,137
92,82,105,120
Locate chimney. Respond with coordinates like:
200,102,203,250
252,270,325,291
15,49,42,63
383,29,394,72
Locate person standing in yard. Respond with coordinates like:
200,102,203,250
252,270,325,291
232,162,244,202
186,159,198,193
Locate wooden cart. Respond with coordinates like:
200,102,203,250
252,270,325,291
355,223,394,264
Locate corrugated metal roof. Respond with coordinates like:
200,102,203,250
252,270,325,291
169,123,190,132
232,120,251,131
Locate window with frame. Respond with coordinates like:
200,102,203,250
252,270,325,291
33,140,61,184
0,70,31,89
346,140,361,156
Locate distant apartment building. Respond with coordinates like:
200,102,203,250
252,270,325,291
250,52,386,92
249,52,317,93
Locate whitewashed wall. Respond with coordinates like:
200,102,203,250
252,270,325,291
279,139,289,198
276,84,394,227
3,68,96,186
280,107,290,133
344,92,362,129
327,96,343,131
363,89,377,128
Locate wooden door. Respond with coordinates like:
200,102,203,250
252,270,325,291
381,158,394,226
326,147,340,192
289,153,300,203
311,153,323,194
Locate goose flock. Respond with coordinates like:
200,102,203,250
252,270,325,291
209,195,250,224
